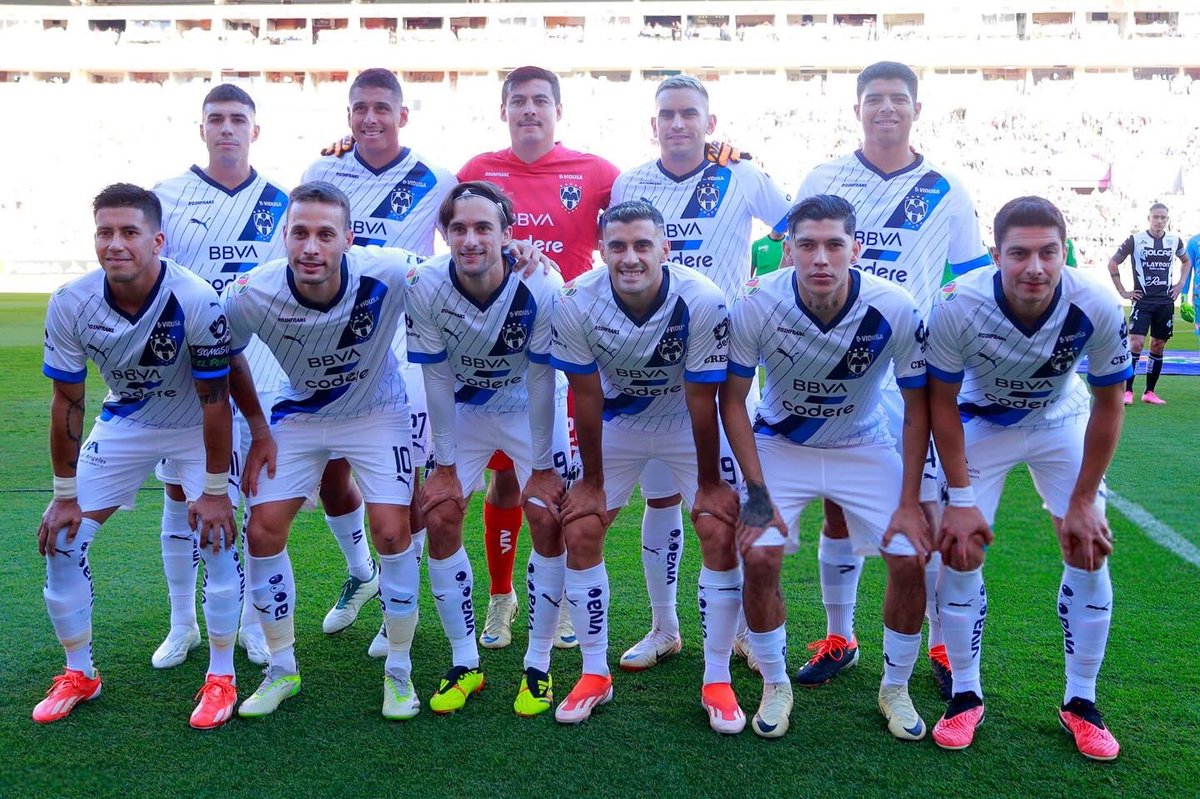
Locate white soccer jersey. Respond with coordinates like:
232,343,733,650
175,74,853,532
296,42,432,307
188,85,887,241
611,159,792,300
406,254,562,413
224,246,420,425
43,260,230,429
796,152,991,313
728,269,926,448
925,266,1132,429
550,264,729,434
301,148,455,256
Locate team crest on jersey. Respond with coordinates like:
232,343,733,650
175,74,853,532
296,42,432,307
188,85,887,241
903,197,929,225
390,187,414,218
657,337,685,364
560,184,583,212
252,209,275,238
695,182,721,213
150,333,179,364
501,322,527,352
350,311,375,340
846,347,874,375
1048,346,1077,375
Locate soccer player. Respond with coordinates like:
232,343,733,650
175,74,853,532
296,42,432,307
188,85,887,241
550,200,744,733
722,195,932,740
1108,202,1191,405
35,184,241,729
407,181,571,716
791,61,992,695
225,182,424,720
609,75,791,671
926,196,1129,760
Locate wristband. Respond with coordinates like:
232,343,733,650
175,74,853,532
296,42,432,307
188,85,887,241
52,475,77,500
946,486,976,508
204,471,230,496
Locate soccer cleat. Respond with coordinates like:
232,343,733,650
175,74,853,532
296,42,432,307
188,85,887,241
152,624,202,669
429,665,485,714
190,674,237,730
238,668,301,718
238,626,269,666
733,628,760,674
322,562,380,634
701,682,746,734
878,682,927,741
382,671,420,721
929,644,953,701
32,669,102,724
932,691,985,750
1122,390,1134,406
752,682,793,738
553,605,578,649
555,673,613,724
368,622,388,658
1059,697,1120,761
619,629,682,672
479,591,519,649
793,634,859,686
514,667,554,717
1142,391,1166,406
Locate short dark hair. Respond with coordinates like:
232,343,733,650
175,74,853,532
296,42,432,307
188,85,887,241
786,194,857,238
599,200,665,235
992,196,1067,249
202,83,256,113
350,68,403,103
655,74,709,106
288,181,352,228
437,181,515,232
94,183,162,230
502,66,561,105
1149,202,1169,214
856,61,919,102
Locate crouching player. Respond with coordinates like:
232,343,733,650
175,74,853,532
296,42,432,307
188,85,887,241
721,195,932,740
550,200,744,733
406,182,571,716
35,184,241,728
926,196,1129,760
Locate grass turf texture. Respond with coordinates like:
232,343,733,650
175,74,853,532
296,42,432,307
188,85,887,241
1,293,1197,799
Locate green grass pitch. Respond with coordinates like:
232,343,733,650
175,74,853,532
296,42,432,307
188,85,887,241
1,294,1198,798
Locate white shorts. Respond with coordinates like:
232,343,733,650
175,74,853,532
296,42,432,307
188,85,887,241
880,388,941,504
752,435,903,557
963,419,1103,526
79,419,238,512
404,363,430,470
247,408,414,507
459,403,572,495
604,423,740,512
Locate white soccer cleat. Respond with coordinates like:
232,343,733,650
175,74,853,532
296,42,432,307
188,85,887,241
479,591,519,649
733,628,760,674
619,628,682,672
382,671,420,720
878,682,927,741
152,624,201,669
238,667,301,718
553,604,578,649
322,562,380,634
368,622,389,658
238,626,269,666
752,682,793,739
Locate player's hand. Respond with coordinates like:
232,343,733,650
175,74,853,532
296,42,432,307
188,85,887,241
705,140,752,166
242,433,277,498
38,498,83,557
735,480,787,556
190,493,238,554
522,467,565,521
692,479,739,528
320,135,355,158
1169,282,1183,300
939,505,992,571
420,465,466,515
506,240,559,277
1059,494,1113,571
1128,289,1143,301
883,501,932,562
560,478,607,527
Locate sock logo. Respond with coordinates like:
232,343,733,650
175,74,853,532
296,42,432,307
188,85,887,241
971,594,987,658
456,570,475,634
587,586,604,635
698,593,708,640
666,528,682,586
1059,583,1075,654
268,572,290,619
500,529,514,555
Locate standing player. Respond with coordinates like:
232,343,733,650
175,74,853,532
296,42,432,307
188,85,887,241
407,182,571,716
550,201,744,733
791,61,992,695
35,184,241,729
926,196,1129,760
1107,202,1191,405
722,195,932,740
609,75,792,670
225,182,424,720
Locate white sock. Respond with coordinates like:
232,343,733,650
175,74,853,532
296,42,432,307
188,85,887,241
747,624,788,685
566,562,610,677
160,497,199,629
525,551,566,672
247,549,298,675
44,519,101,677
698,566,741,684
882,627,921,687
326,506,373,582
411,528,427,568
938,565,986,697
1059,562,1112,704
925,552,944,648
237,509,261,634
428,547,479,669
200,543,243,677
818,534,862,640
379,545,420,679
640,504,683,636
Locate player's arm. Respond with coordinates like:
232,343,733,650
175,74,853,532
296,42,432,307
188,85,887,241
928,376,991,570
37,379,87,556
1107,238,1138,300
190,374,237,552
560,369,606,526
684,379,738,527
720,371,785,555
1172,247,1192,301
884,384,932,558
227,352,275,497
522,361,565,517
505,241,559,278
418,358,466,517
1059,383,1123,570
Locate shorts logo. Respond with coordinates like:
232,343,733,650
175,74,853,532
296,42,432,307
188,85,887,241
350,311,375,340
390,187,413,217
903,197,929,225
915,320,929,352
501,322,527,352
696,183,721,213
559,183,582,212
208,315,228,340
149,333,179,364
846,347,873,375
657,337,685,364
252,209,275,238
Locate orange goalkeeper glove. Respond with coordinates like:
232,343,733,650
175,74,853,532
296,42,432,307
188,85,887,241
320,134,355,158
705,140,752,166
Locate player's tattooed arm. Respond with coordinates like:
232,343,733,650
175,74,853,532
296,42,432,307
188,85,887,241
195,375,230,405
49,379,86,473
226,354,269,435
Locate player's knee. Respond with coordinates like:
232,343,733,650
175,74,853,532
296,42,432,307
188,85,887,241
742,545,783,582
525,507,564,554
694,516,736,559
821,500,850,539
486,468,521,506
646,494,682,509
163,482,186,502
563,518,604,559
424,502,464,540
883,553,925,586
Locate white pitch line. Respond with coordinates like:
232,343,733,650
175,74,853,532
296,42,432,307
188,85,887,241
1109,490,1200,569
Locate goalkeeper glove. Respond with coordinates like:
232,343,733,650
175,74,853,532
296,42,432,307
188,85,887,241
705,140,751,166
1181,301,1195,324
319,135,355,158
